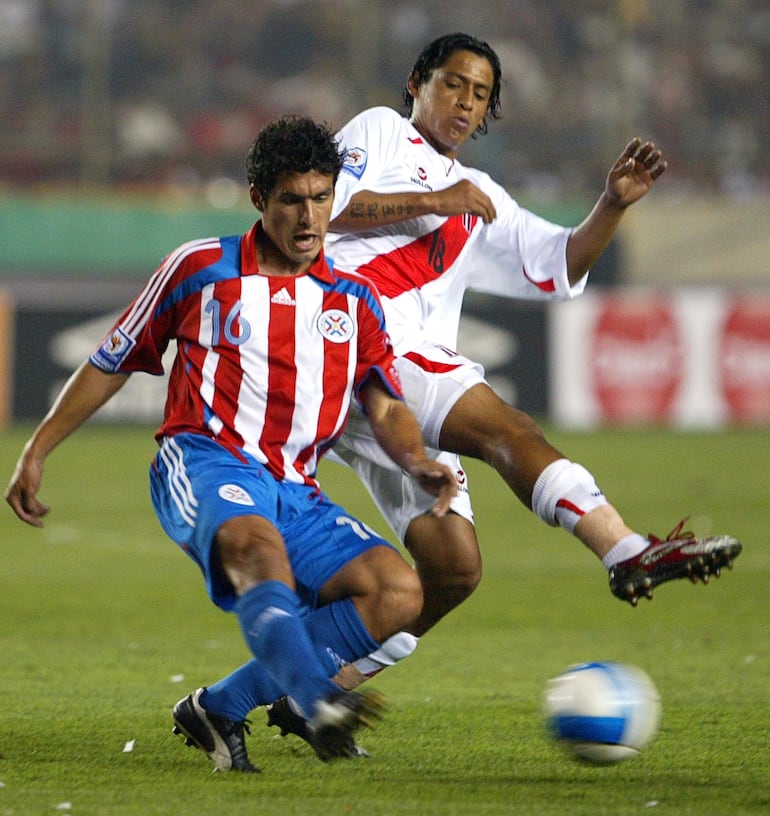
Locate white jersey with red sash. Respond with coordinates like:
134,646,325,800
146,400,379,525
325,106,586,356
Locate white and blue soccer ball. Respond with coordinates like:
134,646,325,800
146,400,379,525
543,661,661,764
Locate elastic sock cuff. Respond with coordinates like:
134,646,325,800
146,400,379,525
353,632,419,675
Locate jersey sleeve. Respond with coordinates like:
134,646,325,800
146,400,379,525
90,290,171,376
331,107,404,222
464,171,587,301
89,242,205,375
351,278,404,405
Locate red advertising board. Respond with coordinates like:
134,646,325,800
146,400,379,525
551,288,770,428
591,295,683,423
720,297,770,423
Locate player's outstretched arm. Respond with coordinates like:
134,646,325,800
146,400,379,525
565,138,668,285
359,378,457,516
330,180,496,233
5,362,130,527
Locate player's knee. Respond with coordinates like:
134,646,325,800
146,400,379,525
215,516,292,592
358,565,423,640
426,558,481,609
453,558,482,600
406,515,482,600
378,567,424,635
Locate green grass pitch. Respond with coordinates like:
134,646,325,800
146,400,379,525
1,423,768,815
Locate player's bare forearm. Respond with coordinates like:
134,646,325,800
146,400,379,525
330,191,423,231
364,391,431,474
359,381,457,514
566,192,627,285
5,362,129,526
329,181,496,233
566,138,668,285
27,362,129,458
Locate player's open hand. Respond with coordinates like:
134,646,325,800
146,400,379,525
5,454,50,527
605,138,668,207
407,459,458,517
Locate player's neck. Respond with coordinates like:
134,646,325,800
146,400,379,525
254,234,314,278
254,230,318,278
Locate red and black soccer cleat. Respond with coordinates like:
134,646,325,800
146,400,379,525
609,518,742,606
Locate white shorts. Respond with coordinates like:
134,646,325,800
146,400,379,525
328,342,486,542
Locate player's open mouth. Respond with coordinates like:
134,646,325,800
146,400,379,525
293,234,317,251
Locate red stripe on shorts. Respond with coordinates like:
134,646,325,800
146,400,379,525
402,350,463,374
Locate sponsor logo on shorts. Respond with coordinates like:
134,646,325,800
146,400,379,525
318,309,354,343
217,484,256,506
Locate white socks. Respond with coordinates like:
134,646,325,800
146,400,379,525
532,458,650,570
601,533,650,569
352,632,419,677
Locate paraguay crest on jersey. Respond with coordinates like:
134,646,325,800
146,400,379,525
318,309,355,343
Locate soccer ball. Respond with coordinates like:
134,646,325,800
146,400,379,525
542,661,661,764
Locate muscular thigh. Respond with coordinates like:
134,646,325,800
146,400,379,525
281,491,399,607
318,544,418,605
404,511,481,580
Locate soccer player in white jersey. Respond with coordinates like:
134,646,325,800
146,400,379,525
5,116,458,773
293,33,740,699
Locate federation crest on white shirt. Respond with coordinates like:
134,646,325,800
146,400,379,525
342,146,367,179
318,309,355,343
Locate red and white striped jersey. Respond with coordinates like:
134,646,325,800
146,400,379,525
90,222,402,487
325,106,587,355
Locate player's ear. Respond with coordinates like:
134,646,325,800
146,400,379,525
405,71,420,99
249,184,265,212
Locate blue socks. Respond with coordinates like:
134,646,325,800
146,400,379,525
308,598,381,669
202,587,380,721
232,580,339,719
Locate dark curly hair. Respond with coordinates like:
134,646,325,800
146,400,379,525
245,116,345,200
402,33,502,138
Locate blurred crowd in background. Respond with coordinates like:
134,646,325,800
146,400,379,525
1,0,767,204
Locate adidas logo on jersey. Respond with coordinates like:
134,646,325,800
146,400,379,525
271,287,296,306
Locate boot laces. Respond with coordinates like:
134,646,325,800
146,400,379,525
648,516,694,546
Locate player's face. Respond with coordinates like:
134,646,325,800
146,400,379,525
407,50,494,159
252,170,335,272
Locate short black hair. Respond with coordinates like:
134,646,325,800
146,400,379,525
245,116,344,200
402,33,502,137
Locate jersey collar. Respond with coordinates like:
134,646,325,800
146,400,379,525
241,222,335,283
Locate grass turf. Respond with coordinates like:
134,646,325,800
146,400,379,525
0,424,768,815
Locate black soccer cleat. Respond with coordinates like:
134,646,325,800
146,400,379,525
308,689,385,761
172,687,259,773
266,695,370,759
609,518,742,606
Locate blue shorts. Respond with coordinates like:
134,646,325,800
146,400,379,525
149,433,395,611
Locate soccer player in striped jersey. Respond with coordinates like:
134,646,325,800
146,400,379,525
5,116,457,772
308,33,740,694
